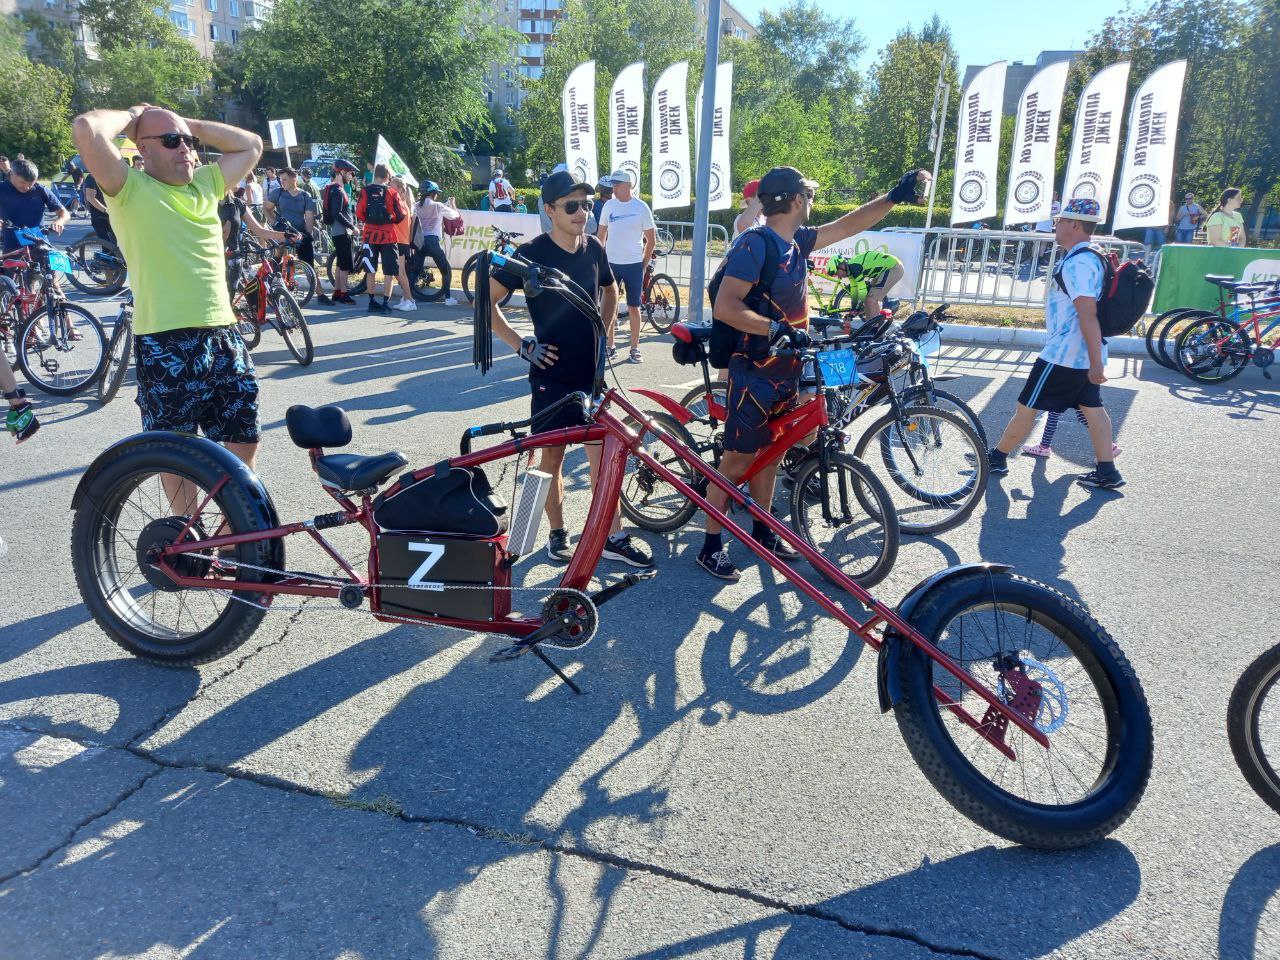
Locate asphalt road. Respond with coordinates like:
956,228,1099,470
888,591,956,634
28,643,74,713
1,248,1277,958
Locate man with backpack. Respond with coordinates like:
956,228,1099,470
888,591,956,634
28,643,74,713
986,197,1137,490
356,162,408,313
321,159,359,305
489,168,515,212
698,165,931,582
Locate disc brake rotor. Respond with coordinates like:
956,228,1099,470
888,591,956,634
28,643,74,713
997,654,1069,734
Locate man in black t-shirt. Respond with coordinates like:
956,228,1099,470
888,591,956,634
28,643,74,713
490,169,653,569
83,172,115,244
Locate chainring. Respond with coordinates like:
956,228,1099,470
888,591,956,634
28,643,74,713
539,588,599,650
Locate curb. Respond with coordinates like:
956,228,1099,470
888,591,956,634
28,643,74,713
939,323,1147,357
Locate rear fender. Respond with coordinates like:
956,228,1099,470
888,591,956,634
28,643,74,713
72,431,286,572
631,389,695,425
876,562,1013,713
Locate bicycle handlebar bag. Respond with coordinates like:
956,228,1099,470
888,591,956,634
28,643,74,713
375,463,508,536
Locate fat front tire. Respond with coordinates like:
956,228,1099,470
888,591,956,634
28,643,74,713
1228,644,1280,815
892,570,1153,849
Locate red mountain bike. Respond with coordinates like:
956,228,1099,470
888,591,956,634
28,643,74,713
69,251,1153,850
228,236,314,366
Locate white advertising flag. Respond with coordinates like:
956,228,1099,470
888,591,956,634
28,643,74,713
609,62,645,188
651,60,691,210
1112,60,1188,231
951,61,1007,225
374,135,417,188
1004,61,1070,226
1061,62,1130,220
563,60,598,187
695,61,734,211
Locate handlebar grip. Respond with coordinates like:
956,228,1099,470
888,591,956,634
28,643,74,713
489,252,530,280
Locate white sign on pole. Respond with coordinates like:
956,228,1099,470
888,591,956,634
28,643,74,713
269,118,297,150
950,61,1007,225
1061,62,1130,220
695,61,734,211
1112,60,1188,231
651,60,691,210
563,61,598,187
610,62,645,188
1003,61,1070,226
374,135,418,188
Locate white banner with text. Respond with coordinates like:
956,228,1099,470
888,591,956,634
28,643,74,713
651,60,691,210
1004,61,1070,226
810,230,926,300
951,61,1007,225
440,210,541,271
1061,62,1130,220
610,62,645,188
1112,60,1188,231
695,61,734,211
563,60,598,187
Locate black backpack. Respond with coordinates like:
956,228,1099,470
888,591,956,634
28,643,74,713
362,183,403,226
706,227,782,368
1055,245,1154,339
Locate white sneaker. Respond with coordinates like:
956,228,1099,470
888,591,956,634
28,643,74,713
442,296,458,306
392,299,417,312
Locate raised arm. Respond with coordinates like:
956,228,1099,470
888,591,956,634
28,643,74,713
72,106,143,196
186,118,262,190
813,170,930,251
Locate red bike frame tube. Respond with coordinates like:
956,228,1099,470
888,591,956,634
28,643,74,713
630,389,697,425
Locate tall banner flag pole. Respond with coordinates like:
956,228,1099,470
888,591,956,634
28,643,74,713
950,61,1007,225
610,62,645,190
651,60,691,212
1061,62,1131,221
562,61,598,187
1112,60,1188,231
1003,61,1070,226
695,61,734,211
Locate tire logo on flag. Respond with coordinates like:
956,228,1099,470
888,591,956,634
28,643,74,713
708,170,721,197
959,179,983,204
1072,180,1098,200
1014,179,1040,205
1128,183,1156,210
572,159,590,184
660,169,681,193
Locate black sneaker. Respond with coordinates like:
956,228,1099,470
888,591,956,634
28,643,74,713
697,548,741,582
547,529,573,562
756,529,801,560
1077,469,1126,490
987,449,1009,476
603,534,654,568
317,293,333,305
334,292,357,305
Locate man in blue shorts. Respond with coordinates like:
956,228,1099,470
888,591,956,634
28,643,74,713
699,165,932,581
986,198,1123,490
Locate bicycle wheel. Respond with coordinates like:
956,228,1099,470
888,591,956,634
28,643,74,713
643,274,681,333
284,259,317,307
236,312,262,350
271,290,314,366
851,405,987,536
831,287,862,318
899,384,989,449
327,251,367,295
678,379,728,453
16,302,108,395
65,237,127,296
893,568,1154,848
96,317,132,405
1228,643,1280,816
70,436,276,665
463,252,513,306
619,412,701,533
787,451,899,589
1158,309,1215,369
1175,317,1251,383
654,228,675,257
1144,308,1195,366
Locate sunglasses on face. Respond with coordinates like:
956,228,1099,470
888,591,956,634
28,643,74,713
555,199,589,214
141,133,201,150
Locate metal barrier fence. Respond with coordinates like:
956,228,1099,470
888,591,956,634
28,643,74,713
652,220,731,292
900,228,1145,310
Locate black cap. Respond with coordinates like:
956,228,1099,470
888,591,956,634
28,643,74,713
758,166,817,202
541,169,595,205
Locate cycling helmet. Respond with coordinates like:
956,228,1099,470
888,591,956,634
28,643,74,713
332,159,358,175
422,180,440,195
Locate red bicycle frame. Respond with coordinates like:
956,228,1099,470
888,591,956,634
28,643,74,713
148,388,1050,759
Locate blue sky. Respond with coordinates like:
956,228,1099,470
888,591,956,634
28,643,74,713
729,0,1120,71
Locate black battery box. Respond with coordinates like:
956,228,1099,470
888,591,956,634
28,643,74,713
375,532,511,622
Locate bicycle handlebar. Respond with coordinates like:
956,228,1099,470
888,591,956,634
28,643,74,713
461,391,590,453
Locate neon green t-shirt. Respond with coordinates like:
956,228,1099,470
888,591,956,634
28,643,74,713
826,250,901,304
1205,209,1245,247
105,164,236,335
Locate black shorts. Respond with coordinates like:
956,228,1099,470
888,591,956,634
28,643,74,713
1017,357,1103,413
530,377,593,435
135,326,260,444
90,216,115,245
332,234,354,272
362,241,399,277
723,355,799,454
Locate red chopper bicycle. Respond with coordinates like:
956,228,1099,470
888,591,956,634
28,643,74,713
69,251,1153,850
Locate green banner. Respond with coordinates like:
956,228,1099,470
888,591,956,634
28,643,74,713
1152,244,1280,314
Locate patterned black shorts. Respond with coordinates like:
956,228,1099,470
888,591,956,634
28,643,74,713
135,326,260,444
723,355,800,454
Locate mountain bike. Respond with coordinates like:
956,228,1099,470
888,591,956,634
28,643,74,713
0,223,107,395
1173,281,1280,383
462,226,521,307
1146,275,1280,370
639,259,681,334
228,237,314,366
265,230,318,307
69,247,1154,850
1229,642,1280,815
97,290,134,405
64,235,128,297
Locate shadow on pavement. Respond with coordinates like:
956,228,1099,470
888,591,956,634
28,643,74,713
1218,843,1280,960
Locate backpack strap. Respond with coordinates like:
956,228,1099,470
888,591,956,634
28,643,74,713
1053,244,1107,297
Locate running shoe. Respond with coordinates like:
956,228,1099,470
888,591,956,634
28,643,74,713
546,528,573,562
333,292,357,305
392,299,417,312
697,548,741,582
629,347,643,364
987,449,1010,476
603,534,654,568
1076,469,1126,490
606,346,618,363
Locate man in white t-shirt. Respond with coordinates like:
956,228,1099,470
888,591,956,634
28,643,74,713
489,169,515,212
596,168,655,363
986,198,1124,490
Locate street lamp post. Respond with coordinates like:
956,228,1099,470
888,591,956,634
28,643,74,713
688,0,722,326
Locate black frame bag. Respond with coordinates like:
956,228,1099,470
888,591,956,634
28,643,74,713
375,463,508,536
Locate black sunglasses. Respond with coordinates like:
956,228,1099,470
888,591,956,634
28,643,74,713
554,199,589,214
141,133,201,150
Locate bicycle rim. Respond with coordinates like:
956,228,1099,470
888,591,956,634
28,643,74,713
619,413,699,532
1177,319,1250,382
678,380,727,453
789,451,898,589
18,303,107,395
1159,309,1214,368
645,276,680,333
273,292,313,366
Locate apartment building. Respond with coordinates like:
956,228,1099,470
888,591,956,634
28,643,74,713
6,0,99,58
166,0,274,55
695,0,758,41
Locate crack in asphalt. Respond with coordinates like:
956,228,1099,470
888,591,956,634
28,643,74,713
0,761,164,887
0,719,999,960
123,597,316,751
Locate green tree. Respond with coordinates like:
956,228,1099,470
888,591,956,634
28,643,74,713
240,0,511,191
0,18,74,171
77,0,211,112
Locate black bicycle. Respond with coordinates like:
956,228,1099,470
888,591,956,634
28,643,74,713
462,227,521,307
97,290,134,405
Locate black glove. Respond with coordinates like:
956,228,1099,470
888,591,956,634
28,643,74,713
888,170,926,205
770,321,812,349
519,336,554,368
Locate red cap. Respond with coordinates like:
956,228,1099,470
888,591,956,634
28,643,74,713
742,179,760,200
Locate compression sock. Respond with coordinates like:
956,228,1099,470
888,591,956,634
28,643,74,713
701,532,723,557
1076,409,1090,428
